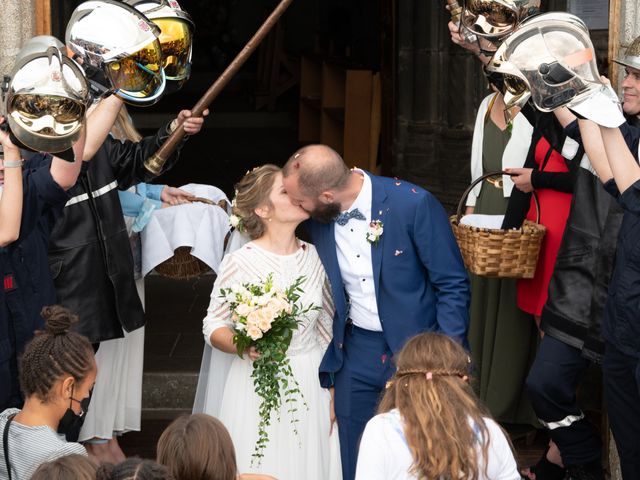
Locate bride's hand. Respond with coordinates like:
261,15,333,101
245,346,260,361
329,387,337,435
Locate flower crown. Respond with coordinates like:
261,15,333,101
385,368,470,389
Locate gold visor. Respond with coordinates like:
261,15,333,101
154,17,192,81
10,94,85,135
503,74,527,96
106,38,163,95
462,0,518,37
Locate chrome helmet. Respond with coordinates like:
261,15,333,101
614,35,640,71
125,0,194,91
461,0,541,40
2,35,89,153
66,0,166,106
486,13,602,112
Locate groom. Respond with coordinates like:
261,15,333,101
282,145,470,480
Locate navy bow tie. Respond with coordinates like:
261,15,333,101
335,208,366,226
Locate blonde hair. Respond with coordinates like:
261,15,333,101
232,164,281,239
111,105,143,142
157,414,237,480
379,333,505,480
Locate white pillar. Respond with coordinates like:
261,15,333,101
0,0,36,77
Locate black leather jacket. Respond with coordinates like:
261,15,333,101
539,118,640,362
541,166,623,363
48,125,183,343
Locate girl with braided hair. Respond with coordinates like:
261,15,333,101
355,332,519,480
0,305,96,480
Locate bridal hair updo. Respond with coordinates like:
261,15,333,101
157,414,237,480
232,164,281,239
379,332,503,480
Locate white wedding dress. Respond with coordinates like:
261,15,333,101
194,241,342,480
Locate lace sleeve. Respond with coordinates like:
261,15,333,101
202,254,240,347
315,274,335,350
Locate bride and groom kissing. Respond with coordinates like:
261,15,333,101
193,144,471,480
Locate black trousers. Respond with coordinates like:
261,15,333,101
603,342,640,480
526,335,602,466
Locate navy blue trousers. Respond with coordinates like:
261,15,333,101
603,342,640,480
526,335,602,466
334,325,394,480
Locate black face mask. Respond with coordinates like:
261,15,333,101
57,385,91,441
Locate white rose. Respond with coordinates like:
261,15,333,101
246,325,263,341
229,214,241,228
236,303,255,317
256,294,272,306
252,308,274,332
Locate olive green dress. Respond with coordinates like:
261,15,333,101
468,119,538,426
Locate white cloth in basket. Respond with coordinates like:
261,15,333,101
460,214,505,230
140,184,230,276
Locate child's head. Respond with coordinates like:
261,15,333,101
157,413,237,480
19,306,96,422
97,458,173,480
30,454,97,480
379,332,492,480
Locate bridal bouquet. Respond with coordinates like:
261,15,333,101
220,274,317,465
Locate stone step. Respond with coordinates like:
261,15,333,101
141,371,198,419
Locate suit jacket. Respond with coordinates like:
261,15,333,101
306,172,470,387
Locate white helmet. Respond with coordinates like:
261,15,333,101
2,36,89,153
66,0,166,106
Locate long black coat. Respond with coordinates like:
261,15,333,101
48,125,183,343
540,118,640,362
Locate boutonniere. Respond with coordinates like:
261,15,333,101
366,220,384,245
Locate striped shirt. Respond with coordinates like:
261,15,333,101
0,408,87,480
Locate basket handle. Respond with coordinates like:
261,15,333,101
455,170,541,224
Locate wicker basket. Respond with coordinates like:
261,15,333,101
154,246,212,279
450,171,546,279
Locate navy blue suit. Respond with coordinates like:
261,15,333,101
306,172,470,479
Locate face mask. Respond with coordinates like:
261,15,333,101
57,385,91,441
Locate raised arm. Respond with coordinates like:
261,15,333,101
83,95,124,161
576,120,613,183
0,117,23,246
600,125,640,193
48,124,86,190
554,107,577,129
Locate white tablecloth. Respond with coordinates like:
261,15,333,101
140,184,230,276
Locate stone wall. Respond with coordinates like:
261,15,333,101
0,0,36,78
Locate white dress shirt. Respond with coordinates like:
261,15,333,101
334,170,382,331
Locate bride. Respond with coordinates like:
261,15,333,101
193,165,342,480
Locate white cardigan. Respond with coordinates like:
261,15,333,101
467,93,534,206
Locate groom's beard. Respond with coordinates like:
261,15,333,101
309,201,342,224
